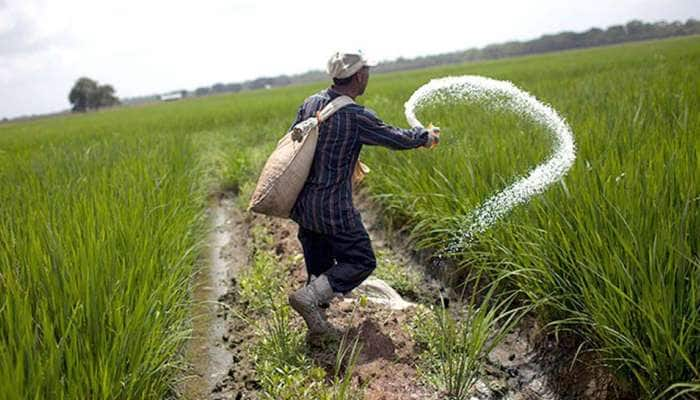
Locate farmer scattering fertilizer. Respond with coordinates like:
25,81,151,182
250,51,578,337
252,51,440,335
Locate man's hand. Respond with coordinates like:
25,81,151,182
424,123,440,149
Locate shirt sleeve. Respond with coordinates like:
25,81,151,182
356,107,429,150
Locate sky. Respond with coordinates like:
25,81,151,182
0,0,697,119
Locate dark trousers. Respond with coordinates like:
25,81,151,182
297,225,377,294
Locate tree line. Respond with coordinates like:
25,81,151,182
375,19,700,73
118,18,698,106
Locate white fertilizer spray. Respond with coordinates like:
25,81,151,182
404,76,576,252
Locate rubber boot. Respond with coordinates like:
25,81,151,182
289,274,337,334
308,274,330,309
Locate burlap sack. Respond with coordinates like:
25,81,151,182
249,95,354,218
352,160,370,189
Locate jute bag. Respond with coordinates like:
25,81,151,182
352,160,370,189
248,95,354,218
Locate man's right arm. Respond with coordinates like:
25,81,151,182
356,107,430,150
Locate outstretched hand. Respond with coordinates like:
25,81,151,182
425,123,441,149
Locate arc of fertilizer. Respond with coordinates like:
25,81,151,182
404,75,576,251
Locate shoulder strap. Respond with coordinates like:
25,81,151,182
317,95,354,123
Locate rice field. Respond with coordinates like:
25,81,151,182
0,35,698,399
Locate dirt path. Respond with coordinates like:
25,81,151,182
214,210,441,400
185,192,619,400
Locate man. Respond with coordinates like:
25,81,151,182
288,51,440,334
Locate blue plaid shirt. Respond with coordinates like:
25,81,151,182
290,88,429,235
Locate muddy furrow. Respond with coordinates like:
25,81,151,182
180,194,248,400
183,190,618,399
356,194,620,400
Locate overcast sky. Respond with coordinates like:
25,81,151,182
0,0,697,119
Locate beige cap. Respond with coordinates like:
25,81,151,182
326,51,377,79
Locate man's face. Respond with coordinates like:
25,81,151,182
356,66,370,95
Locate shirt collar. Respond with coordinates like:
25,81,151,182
327,87,343,99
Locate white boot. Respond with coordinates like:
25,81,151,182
289,275,337,334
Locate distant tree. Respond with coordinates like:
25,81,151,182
605,25,627,42
68,77,119,112
94,84,119,108
581,28,605,46
684,19,700,33
224,83,242,92
212,83,227,93
246,77,277,90
69,77,98,112
194,87,210,96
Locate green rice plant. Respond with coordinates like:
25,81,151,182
252,301,365,400
331,330,364,400
412,275,526,399
0,73,316,398
253,302,330,400
657,382,700,400
0,130,209,399
373,250,422,298
239,251,286,313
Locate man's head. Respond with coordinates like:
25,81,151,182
327,51,376,97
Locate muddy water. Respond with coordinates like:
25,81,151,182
180,196,242,399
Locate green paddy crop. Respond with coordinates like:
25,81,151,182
362,36,699,398
0,35,698,399
0,92,299,399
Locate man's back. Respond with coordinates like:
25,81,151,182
290,88,429,235
290,88,362,235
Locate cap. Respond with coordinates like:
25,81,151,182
326,51,377,79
